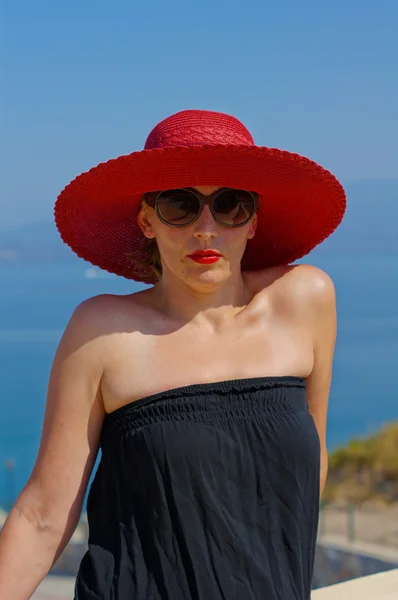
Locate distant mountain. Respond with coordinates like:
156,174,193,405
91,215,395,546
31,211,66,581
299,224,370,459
1,219,61,244
1,179,397,262
0,219,74,261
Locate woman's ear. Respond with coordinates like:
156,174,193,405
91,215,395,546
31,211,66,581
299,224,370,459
247,213,258,240
137,202,156,239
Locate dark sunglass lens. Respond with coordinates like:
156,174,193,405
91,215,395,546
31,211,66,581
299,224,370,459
156,190,199,225
214,190,255,225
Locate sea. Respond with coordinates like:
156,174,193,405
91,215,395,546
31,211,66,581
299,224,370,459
0,252,397,510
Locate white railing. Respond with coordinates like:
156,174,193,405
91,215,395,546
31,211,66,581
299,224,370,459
312,569,398,599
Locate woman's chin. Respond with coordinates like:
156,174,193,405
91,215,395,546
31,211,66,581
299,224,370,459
183,264,232,287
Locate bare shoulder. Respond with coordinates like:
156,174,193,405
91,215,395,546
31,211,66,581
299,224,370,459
53,293,137,391
67,289,150,334
279,265,336,330
69,292,134,323
282,264,336,307
249,263,335,312
58,294,115,362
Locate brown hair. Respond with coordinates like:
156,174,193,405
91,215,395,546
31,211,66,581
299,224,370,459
136,197,163,281
137,238,162,281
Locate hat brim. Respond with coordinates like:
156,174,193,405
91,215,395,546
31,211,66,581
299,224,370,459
54,144,346,284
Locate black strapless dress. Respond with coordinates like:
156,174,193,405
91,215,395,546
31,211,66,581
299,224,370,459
74,376,320,599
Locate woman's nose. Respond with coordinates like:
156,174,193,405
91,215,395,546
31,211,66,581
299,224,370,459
192,205,218,239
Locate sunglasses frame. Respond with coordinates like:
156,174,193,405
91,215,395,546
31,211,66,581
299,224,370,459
144,187,258,228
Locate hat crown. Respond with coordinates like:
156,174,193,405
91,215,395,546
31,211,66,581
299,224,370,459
144,109,255,150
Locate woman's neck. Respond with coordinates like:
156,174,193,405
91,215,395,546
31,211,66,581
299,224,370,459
150,271,253,332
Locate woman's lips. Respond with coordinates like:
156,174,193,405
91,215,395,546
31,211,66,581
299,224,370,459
188,251,222,264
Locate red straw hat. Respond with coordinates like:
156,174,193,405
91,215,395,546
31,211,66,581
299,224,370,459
55,109,346,284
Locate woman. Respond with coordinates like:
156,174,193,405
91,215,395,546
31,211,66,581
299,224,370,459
0,109,346,599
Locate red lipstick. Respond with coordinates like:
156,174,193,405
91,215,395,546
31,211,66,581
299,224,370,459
188,250,222,264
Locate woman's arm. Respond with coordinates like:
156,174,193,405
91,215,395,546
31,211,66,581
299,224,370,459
304,268,337,497
0,298,107,600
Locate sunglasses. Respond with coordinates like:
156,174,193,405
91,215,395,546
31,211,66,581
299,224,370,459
144,188,258,228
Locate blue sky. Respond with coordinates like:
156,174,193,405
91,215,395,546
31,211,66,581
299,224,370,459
2,0,397,229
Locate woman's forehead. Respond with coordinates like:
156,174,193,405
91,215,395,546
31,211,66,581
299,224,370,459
190,185,223,195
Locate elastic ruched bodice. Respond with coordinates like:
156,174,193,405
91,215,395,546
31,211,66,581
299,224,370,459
74,377,320,600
